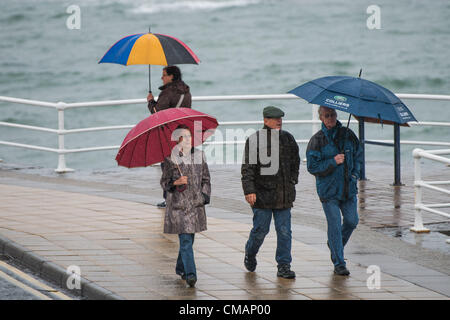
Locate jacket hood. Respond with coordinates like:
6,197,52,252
159,80,190,94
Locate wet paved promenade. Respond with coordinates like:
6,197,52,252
0,161,449,300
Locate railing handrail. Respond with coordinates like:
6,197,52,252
411,148,450,238
2,93,450,110
0,95,58,109
413,149,450,165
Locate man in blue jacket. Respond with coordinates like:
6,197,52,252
306,106,363,276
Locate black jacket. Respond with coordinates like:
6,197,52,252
148,80,192,114
241,126,300,209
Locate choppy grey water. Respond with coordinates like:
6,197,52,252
0,0,449,170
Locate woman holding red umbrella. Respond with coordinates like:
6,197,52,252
115,108,218,286
160,125,211,288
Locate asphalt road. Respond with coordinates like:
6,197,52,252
0,276,40,300
0,256,78,300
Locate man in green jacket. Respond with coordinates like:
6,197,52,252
241,106,300,279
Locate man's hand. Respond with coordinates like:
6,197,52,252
245,193,256,206
174,176,188,186
147,93,154,102
334,154,345,165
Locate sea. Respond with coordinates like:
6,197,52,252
0,0,449,170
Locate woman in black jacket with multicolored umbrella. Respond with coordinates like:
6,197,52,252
147,65,192,114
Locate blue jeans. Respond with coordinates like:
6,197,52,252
176,234,196,277
245,208,292,266
322,196,359,267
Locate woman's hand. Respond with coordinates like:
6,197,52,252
174,176,188,186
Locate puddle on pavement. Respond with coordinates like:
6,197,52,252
375,222,450,254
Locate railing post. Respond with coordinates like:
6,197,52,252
312,104,319,135
55,102,74,173
393,123,402,186
306,104,320,162
410,148,430,233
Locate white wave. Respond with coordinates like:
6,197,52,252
129,0,261,14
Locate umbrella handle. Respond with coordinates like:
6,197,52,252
341,113,352,153
175,161,183,176
174,148,184,176
174,158,186,193
148,65,152,93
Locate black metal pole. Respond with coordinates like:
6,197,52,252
358,117,366,180
149,65,152,93
148,26,152,93
393,123,401,186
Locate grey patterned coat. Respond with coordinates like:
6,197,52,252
160,148,211,234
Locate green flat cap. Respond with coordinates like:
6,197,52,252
263,106,285,118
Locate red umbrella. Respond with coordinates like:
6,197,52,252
116,108,218,168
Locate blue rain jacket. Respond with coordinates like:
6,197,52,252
306,120,363,202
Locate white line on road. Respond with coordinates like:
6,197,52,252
0,269,51,300
0,261,73,300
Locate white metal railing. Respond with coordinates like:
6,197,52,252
411,148,450,243
1,93,450,173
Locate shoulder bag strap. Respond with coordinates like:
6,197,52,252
175,94,185,108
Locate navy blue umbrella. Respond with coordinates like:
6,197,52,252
288,75,417,124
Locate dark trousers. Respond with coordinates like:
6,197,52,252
245,208,292,266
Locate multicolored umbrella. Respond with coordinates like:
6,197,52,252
99,31,200,92
115,108,218,169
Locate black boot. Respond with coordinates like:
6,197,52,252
334,265,350,276
186,274,197,287
244,252,257,272
157,201,166,208
277,264,296,279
